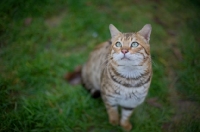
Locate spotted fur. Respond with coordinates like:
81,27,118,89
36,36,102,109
81,24,152,131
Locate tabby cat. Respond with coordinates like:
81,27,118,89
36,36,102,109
81,24,152,131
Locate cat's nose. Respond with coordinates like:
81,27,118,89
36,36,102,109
121,49,128,54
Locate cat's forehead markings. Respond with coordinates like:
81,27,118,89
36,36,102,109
131,37,137,42
117,33,137,42
123,33,134,41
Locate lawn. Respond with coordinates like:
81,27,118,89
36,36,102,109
0,0,200,131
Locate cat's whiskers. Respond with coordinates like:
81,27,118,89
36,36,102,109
151,59,158,68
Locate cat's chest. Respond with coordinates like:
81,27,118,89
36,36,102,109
102,67,149,97
112,82,148,98
106,85,148,107
101,64,150,106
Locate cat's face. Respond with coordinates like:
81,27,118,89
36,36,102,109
110,33,150,66
109,24,151,66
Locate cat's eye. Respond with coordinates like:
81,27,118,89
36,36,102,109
131,42,139,47
115,42,122,47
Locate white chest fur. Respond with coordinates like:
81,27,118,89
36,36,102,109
113,83,149,108
116,65,146,78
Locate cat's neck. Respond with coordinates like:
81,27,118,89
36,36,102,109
109,60,150,79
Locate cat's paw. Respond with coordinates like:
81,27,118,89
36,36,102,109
120,121,132,131
109,119,119,126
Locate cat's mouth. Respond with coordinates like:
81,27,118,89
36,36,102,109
121,56,130,60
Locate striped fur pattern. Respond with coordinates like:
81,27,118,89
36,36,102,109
81,24,152,131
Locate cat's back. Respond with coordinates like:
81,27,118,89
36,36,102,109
81,41,111,93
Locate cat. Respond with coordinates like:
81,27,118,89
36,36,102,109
81,24,152,131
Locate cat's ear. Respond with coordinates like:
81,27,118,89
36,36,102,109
138,24,152,43
109,24,121,38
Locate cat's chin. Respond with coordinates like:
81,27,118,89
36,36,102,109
121,57,130,61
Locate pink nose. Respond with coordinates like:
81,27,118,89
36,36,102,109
121,49,128,54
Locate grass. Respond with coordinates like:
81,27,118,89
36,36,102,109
0,0,200,131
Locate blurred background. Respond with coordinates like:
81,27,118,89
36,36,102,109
0,0,199,131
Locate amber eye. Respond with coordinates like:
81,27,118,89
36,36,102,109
131,42,139,47
115,42,122,47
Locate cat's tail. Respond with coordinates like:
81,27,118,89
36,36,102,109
64,66,82,85
64,66,101,98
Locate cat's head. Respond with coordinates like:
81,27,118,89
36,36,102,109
109,24,152,66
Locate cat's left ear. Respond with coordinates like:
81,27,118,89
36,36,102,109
109,24,121,38
138,24,152,43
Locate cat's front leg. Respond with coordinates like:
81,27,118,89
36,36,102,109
120,107,134,131
104,103,119,125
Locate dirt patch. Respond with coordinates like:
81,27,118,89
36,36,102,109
45,11,66,28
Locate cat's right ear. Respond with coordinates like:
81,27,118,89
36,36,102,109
109,24,121,38
138,24,152,43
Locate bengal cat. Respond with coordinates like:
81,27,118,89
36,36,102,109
81,24,152,131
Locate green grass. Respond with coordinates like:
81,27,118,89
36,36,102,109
1,0,200,131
